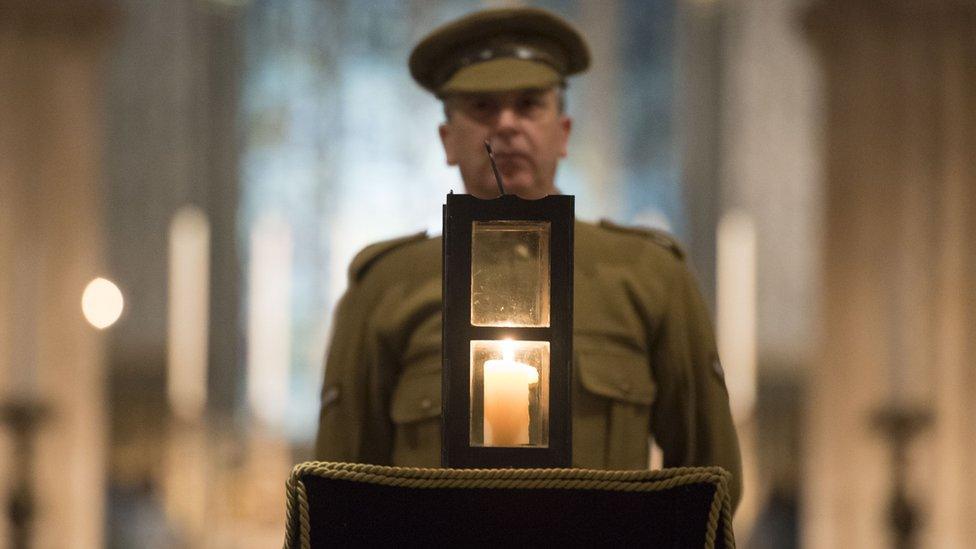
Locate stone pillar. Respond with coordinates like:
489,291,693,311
0,2,114,547
803,1,976,547
676,0,724,310
926,5,976,546
716,1,823,542
101,0,244,421
576,0,623,219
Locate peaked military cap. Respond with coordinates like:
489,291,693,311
409,7,591,96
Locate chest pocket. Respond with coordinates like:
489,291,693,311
390,363,441,467
573,349,656,470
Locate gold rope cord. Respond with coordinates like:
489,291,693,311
283,462,735,549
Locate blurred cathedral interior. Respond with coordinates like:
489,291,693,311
2,0,974,547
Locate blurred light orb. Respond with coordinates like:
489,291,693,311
82,277,124,329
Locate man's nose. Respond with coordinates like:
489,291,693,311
494,106,519,135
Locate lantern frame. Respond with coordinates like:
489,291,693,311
442,193,573,468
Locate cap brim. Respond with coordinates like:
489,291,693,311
439,58,562,95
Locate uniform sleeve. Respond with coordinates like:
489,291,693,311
313,283,396,464
649,259,743,511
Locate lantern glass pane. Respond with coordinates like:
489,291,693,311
469,339,550,448
471,221,550,327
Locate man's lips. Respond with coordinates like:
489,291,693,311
491,150,529,159
491,152,532,167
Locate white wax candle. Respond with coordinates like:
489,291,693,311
483,347,538,446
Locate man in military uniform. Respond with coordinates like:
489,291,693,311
314,7,741,510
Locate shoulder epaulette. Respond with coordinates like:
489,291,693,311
349,230,428,282
598,219,685,260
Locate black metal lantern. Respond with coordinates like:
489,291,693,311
441,190,573,468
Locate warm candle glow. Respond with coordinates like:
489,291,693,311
484,339,538,446
81,277,124,329
167,206,210,422
717,210,757,423
502,338,515,362
247,214,293,426
502,338,538,384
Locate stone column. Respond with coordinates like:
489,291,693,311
576,0,623,219
716,1,823,541
676,0,724,310
803,1,976,547
0,2,114,547
927,5,976,546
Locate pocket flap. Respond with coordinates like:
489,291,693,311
576,350,655,405
390,366,442,424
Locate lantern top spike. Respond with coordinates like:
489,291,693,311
484,140,507,197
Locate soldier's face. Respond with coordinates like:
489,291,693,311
439,88,572,199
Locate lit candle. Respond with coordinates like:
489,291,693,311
483,340,538,446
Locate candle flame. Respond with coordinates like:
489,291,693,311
500,338,538,383
501,338,515,362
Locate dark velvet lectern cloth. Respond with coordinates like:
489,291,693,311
284,462,735,548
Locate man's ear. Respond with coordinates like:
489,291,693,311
439,123,458,166
558,115,573,158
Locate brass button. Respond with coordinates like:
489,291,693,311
712,358,725,380
323,386,340,407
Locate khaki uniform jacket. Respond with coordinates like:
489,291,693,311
314,219,742,509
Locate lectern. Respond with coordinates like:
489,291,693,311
283,462,736,549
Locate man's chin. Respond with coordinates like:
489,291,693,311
466,173,552,199
497,176,550,199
